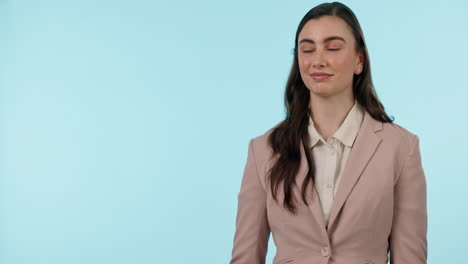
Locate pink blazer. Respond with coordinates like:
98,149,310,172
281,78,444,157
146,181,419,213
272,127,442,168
229,110,427,264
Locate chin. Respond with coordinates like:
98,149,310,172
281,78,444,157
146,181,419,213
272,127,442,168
307,83,331,92
308,86,343,98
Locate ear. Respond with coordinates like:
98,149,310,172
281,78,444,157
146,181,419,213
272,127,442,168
357,53,364,68
355,53,364,74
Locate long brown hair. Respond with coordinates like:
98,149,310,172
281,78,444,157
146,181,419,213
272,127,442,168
267,2,394,214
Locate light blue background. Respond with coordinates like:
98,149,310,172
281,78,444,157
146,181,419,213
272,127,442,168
1,0,467,263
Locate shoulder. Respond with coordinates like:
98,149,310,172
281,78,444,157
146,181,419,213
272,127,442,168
250,121,281,154
379,119,419,150
246,121,282,173
374,116,421,177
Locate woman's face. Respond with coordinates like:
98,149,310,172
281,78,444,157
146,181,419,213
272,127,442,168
297,16,364,99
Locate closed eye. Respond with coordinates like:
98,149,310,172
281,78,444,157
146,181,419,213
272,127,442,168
303,49,340,53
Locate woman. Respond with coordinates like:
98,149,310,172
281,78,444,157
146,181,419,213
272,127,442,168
229,2,427,264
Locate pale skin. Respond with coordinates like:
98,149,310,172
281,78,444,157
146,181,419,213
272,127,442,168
298,15,364,140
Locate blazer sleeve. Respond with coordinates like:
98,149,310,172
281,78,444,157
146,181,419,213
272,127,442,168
389,134,428,264
229,139,271,264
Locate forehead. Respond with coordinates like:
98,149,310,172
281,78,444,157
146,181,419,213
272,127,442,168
298,16,354,44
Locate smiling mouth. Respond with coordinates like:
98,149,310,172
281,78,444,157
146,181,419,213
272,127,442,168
310,74,332,81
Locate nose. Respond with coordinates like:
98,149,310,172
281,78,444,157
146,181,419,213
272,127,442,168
311,50,327,68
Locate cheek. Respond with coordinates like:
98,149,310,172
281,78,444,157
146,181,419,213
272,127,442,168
330,57,347,69
330,55,353,71
298,56,310,70
299,59,305,69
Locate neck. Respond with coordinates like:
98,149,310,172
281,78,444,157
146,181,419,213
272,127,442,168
309,95,355,140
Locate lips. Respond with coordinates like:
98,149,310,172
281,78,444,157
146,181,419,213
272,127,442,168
310,73,332,81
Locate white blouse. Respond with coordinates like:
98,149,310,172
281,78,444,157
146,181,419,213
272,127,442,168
307,100,364,228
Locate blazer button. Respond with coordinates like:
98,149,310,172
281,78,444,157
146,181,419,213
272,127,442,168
320,246,330,257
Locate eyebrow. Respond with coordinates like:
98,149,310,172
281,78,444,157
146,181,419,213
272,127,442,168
299,36,346,45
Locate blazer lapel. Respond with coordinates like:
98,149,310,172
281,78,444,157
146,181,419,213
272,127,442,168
296,110,383,235
326,110,383,232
